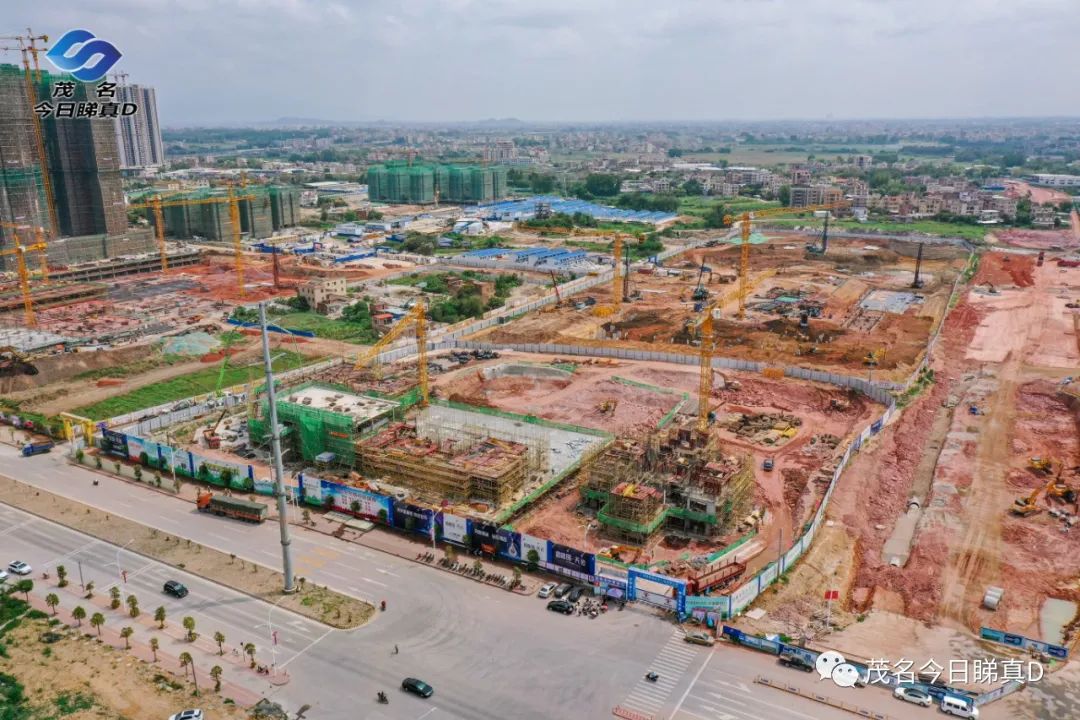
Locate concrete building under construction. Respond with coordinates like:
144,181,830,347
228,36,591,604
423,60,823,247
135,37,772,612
357,422,528,508
366,163,509,205
150,185,301,242
581,421,753,544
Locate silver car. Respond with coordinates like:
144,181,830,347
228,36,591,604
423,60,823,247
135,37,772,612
7,560,31,576
537,582,557,598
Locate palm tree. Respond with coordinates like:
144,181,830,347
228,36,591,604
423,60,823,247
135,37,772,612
244,642,256,668
213,631,225,655
45,593,60,615
126,594,140,618
90,612,105,636
182,616,197,641
179,651,193,678
210,665,223,691
120,626,133,649
56,564,68,588
150,636,159,662
109,586,122,610
14,579,32,602
154,606,167,629
84,581,95,599
180,652,199,694
72,605,86,627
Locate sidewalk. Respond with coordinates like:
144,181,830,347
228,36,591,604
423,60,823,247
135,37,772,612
22,590,265,706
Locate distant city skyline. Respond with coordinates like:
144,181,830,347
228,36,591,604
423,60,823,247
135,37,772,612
10,0,1080,126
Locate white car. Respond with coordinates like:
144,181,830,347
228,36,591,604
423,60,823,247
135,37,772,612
537,582,557,598
168,710,203,720
894,685,933,707
0,569,8,583
7,560,31,576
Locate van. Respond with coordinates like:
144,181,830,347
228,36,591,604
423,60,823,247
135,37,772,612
941,695,978,718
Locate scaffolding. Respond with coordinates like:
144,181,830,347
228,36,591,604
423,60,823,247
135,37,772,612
0,65,50,266
357,422,532,508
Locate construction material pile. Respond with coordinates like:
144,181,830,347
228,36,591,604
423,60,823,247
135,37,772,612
723,411,802,446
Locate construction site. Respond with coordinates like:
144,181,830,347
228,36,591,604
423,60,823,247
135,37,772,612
469,231,970,381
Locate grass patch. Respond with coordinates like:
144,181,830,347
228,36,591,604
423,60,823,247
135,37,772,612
53,691,95,715
72,353,189,382
71,350,312,420
268,311,379,344
763,217,987,241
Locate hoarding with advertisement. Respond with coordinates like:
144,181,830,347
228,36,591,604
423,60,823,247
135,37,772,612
497,528,521,561
392,502,433,535
551,542,595,575
521,533,550,565
442,513,470,545
321,480,391,520
472,520,500,554
102,429,128,458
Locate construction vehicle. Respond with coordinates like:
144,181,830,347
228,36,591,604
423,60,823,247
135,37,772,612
723,201,849,318
203,409,229,449
0,346,39,377
595,399,618,415
549,270,564,308
863,347,887,366
1012,478,1057,517
692,262,710,302
763,457,774,471
196,490,268,523
354,300,429,407
1030,457,1056,474
804,210,831,255
20,440,54,457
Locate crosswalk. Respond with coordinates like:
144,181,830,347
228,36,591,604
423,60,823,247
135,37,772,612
618,630,703,719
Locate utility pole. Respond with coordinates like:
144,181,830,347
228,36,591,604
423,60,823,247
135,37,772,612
260,303,296,593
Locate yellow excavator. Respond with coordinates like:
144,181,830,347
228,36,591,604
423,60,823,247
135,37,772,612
1012,479,1053,517
1029,456,1055,474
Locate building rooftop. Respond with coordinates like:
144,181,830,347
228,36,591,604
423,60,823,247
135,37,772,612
280,385,398,423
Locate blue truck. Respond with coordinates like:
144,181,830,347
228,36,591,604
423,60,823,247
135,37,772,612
21,441,54,457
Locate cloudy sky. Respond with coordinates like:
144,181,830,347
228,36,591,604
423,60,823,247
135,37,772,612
8,0,1080,126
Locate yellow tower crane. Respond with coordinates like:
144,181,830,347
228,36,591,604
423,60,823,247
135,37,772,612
0,226,49,327
129,191,254,291
722,202,849,319
354,299,429,407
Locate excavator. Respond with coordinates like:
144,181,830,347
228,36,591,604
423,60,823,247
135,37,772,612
1012,479,1053,517
1029,456,1056,474
0,346,39,377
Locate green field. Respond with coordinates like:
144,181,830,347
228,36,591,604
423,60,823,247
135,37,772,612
270,311,379,343
678,196,782,218
73,350,313,420
762,217,988,241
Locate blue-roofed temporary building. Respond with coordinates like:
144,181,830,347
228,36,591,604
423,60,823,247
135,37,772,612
472,195,677,225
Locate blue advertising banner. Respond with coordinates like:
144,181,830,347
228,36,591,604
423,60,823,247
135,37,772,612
472,520,501,554
551,542,596,575
497,528,522,562
102,429,128,458
980,627,1067,659
392,502,433,535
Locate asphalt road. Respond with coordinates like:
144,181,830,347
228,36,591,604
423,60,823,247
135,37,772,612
1,445,911,719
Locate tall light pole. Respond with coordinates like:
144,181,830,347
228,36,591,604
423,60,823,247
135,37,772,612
260,302,296,593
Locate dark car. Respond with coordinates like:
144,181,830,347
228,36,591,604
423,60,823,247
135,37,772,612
546,599,575,615
163,580,189,598
778,653,814,672
567,586,586,602
401,677,434,698
553,583,572,598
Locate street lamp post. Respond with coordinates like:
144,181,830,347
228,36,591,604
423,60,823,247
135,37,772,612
259,302,295,593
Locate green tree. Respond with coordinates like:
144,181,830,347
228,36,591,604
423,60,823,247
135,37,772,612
90,612,105,636
584,173,620,197
214,631,226,655
150,636,159,661
72,605,86,627
682,179,704,196
14,578,32,602
154,605,167,629
778,185,791,206
211,665,223,692
703,203,732,229
45,592,60,615
110,586,122,610
182,615,197,641
244,642,257,668
56,564,68,588
126,594,140,618
120,626,133,648
84,581,94,599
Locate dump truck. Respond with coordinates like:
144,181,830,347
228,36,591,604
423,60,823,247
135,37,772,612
196,491,268,523
20,441,54,457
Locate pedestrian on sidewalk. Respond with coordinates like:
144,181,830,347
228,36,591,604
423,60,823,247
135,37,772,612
393,644,399,655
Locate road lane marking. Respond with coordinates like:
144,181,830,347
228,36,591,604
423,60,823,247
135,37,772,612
277,627,333,669
670,646,714,718
415,708,437,720
374,568,399,577
704,691,747,707
319,570,350,583
207,532,233,543
361,577,387,587
0,520,33,537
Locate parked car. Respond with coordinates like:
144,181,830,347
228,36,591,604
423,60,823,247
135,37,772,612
778,652,814,672
168,710,203,720
7,560,31,576
0,569,8,583
553,583,572,598
163,580,189,598
546,600,575,615
941,694,979,718
401,677,434,698
537,582,557,598
684,631,715,647
894,686,933,707
567,586,586,602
